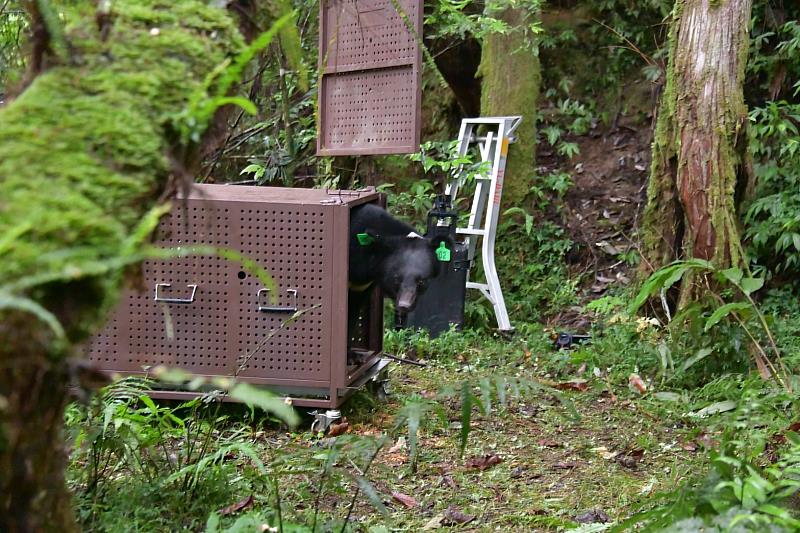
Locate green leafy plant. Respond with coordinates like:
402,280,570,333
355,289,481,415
174,11,300,144
631,259,789,390
239,136,295,185
377,179,436,222
617,433,800,532
744,98,800,274
425,0,542,46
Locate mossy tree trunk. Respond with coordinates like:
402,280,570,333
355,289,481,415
0,2,247,531
477,6,540,208
641,0,753,300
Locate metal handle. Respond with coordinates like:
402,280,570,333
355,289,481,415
257,288,298,313
154,283,197,304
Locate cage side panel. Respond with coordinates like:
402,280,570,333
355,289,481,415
181,184,378,205
368,285,383,353
371,193,386,353
320,0,418,71
231,202,334,384
87,201,236,373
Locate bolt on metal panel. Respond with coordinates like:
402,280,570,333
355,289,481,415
317,0,422,156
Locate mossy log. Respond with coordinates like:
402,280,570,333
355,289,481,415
641,0,753,301
0,2,245,530
478,6,540,208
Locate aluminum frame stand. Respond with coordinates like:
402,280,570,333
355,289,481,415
445,116,522,332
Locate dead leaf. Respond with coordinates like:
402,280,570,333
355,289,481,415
755,354,772,380
327,421,349,437
592,446,618,460
422,513,445,530
387,437,407,454
628,373,647,394
596,241,621,255
695,432,718,449
773,422,800,447
382,452,408,466
466,454,503,470
391,491,418,509
555,380,589,392
616,448,644,469
218,495,254,516
443,505,476,525
681,441,698,452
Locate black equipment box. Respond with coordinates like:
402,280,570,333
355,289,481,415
402,198,469,337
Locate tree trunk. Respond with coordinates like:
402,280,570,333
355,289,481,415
0,319,75,532
0,2,246,530
477,6,540,208
641,0,753,292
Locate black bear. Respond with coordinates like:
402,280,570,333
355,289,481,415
349,203,450,315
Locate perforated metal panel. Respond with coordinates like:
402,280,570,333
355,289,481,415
99,203,236,373
317,0,422,155
87,185,384,408
232,203,332,385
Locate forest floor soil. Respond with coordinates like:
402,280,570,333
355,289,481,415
538,110,654,332
259,360,707,531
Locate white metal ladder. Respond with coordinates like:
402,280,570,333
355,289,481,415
445,116,522,332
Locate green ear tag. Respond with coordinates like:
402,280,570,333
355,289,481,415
357,233,374,246
436,241,451,262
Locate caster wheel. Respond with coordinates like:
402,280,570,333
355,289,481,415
310,409,341,433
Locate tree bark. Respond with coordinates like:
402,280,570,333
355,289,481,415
641,0,753,289
477,6,540,208
0,2,246,530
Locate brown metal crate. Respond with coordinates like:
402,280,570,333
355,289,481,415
87,185,385,408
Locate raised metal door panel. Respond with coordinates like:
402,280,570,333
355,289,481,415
317,0,422,155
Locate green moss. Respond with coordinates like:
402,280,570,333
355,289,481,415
477,7,541,208
0,0,244,342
